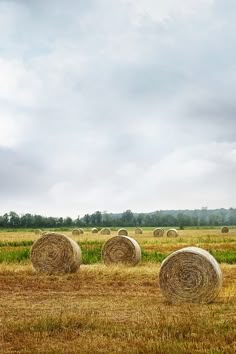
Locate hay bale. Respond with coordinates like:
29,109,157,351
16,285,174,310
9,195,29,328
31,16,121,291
159,246,223,304
79,228,84,234
102,236,141,266
221,226,229,233
167,228,178,237
118,228,128,236
135,227,143,235
72,228,80,236
100,228,111,235
30,232,82,274
91,228,98,233
153,228,164,237
34,229,42,236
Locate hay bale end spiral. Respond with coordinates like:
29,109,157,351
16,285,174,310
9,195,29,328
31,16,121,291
221,226,229,233
118,228,128,236
100,228,111,235
153,228,164,237
91,228,98,233
30,233,82,274
159,246,223,304
167,228,178,237
102,236,141,266
135,227,143,235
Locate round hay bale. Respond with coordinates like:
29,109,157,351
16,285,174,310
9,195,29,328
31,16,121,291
118,228,128,236
30,233,82,274
102,236,141,266
135,227,143,235
91,228,98,234
167,228,178,237
79,228,84,234
72,228,80,236
100,228,111,235
34,229,42,236
153,228,164,237
221,226,229,233
159,246,223,304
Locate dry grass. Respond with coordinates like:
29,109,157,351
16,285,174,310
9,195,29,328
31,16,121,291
0,229,235,353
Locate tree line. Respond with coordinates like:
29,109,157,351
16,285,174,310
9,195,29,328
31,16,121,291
0,208,236,229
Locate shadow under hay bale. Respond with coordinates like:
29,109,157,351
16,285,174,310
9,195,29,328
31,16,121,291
30,233,82,274
153,228,164,237
159,246,223,304
100,228,111,235
166,228,178,237
135,227,143,235
221,226,229,233
118,228,128,236
102,235,141,266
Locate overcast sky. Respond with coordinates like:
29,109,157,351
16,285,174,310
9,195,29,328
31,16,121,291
0,0,236,217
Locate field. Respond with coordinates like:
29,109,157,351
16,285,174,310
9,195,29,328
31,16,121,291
0,228,235,353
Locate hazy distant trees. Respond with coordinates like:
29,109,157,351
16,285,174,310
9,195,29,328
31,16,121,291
0,208,235,229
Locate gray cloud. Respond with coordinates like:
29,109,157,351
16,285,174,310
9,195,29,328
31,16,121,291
0,0,235,216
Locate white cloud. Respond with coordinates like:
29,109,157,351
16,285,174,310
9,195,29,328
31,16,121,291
0,0,235,216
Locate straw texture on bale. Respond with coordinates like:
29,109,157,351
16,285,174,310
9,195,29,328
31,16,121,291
100,228,111,235
153,228,164,237
135,228,143,235
72,228,80,236
159,246,223,304
221,226,229,233
102,236,141,266
118,228,128,236
79,228,84,234
34,229,42,236
31,233,82,274
167,228,178,237
91,228,98,233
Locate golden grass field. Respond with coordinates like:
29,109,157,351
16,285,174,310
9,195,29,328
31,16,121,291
0,229,235,353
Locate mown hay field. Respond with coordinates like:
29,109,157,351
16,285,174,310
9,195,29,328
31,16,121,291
0,228,235,353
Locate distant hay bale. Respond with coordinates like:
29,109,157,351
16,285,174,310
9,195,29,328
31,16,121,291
30,232,82,274
159,246,223,304
153,228,164,237
167,228,178,237
79,228,84,234
34,229,42,236
118,228,128,236
135,227,143,235
100,228,111,235
72,228,80,236
221,226,229,233
91,228,98,233
102,236,141,266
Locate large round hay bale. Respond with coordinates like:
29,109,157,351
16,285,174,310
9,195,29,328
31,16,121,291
34,229,42,236
159,246,223,304
153,228,164,237
135,227,143,235
102,236,141,266
79,228,84,234
221,226,229,233
72,228,80,236
118,228,128,236
91,228,98,233
30,233,82,274
167,228,178,237
100,228,111,235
